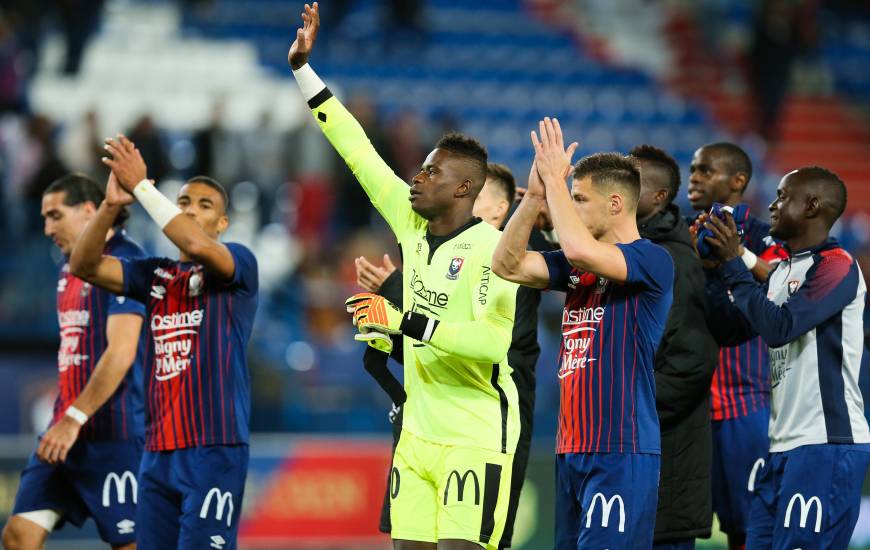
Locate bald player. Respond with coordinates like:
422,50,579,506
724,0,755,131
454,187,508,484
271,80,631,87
704,166,869,549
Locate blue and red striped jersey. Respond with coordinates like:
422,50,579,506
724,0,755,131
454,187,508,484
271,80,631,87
54,231,146,441
708,215,786,420
120,243,258,452
543,240,673,455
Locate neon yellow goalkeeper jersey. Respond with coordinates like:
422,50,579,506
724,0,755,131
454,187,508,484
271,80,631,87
308,90,520,454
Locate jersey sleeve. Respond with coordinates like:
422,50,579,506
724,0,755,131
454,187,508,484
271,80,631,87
225,243,258,296
430,265,516,364
616,240,674,296
721,249,859,348
307,90,420,239
542,249,572,292
107,243,146,317
120,257,162,304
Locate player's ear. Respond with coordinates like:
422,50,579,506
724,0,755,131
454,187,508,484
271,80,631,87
804,194,821,219
730,172,749,195
217,214,229,234
455,179,472,198
610,193,623,215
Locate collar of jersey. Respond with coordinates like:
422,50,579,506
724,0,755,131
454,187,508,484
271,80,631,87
425,216,483,252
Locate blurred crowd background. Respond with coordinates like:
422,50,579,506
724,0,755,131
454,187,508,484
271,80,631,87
0,0,869,547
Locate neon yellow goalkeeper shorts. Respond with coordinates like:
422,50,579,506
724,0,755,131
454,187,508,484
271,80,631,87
389,429,514,548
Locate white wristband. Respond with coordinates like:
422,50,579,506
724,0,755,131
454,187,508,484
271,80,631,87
742,247,758,270
65,406,88,426
132,179,182,229
292,63,327,102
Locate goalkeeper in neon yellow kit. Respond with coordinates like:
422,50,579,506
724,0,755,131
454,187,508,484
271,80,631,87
289,5,520,549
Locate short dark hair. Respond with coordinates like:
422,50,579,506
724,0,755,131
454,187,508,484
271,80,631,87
796,166,848,222
435,132,488,187
573,153,641,208
704,142,753,187
629,144,681,203
186,175,229,212
43,173,129,227
485,163,516,204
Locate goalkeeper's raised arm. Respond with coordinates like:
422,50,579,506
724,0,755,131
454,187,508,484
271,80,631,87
287,2,416,237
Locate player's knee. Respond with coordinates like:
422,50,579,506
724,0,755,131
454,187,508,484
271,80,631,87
111,543,136,550
2,521,33,550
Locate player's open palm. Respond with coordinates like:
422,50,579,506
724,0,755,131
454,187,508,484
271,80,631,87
105,171,135,208
102,135,148,192
355,254,396,293
289,2,320,70
531,117,578,185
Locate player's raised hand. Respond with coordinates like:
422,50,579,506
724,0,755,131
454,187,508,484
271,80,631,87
355,254,397,293
102,135,148,193
288,2,320,70
104,171,135,208
36,416,81,464
531,117,578,185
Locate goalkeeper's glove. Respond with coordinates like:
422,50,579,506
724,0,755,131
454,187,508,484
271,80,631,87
345,293,403,335
356,330,394,354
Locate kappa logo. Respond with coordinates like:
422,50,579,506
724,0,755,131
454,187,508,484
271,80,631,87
747,458,766,492
116,519,135,535
585,492,625,533
784,493,822,533
150,285,166,300
446,257,464,280
102,471,137,507
200,488,234,527
210,535,226,549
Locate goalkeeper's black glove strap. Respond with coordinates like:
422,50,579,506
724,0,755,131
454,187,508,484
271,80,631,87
400,311,439,343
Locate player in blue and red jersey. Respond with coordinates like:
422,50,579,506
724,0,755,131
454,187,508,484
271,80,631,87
4,174,145,550
687,143,786,550
494,119,674,549
70,136,258,550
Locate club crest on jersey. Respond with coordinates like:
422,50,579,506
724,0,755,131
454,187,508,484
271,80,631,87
446,257,464,280
593,277,608,294
788,280,800,296
81,282,92,297
189,272,204,297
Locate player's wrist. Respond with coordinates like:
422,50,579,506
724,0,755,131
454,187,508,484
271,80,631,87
64,406,88,426
741,247,758,270
399,311,439,343
132,179,182,229
292,63,327,103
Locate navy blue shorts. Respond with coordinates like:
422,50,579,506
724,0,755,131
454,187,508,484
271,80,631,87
137,445,248,550
555,452,659,550
11,437,143,545
711,407,770,535
746,443,870,550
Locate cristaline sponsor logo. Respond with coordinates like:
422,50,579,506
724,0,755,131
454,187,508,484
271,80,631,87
558,306,605,378
151,310,204,331
151,309,203,381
